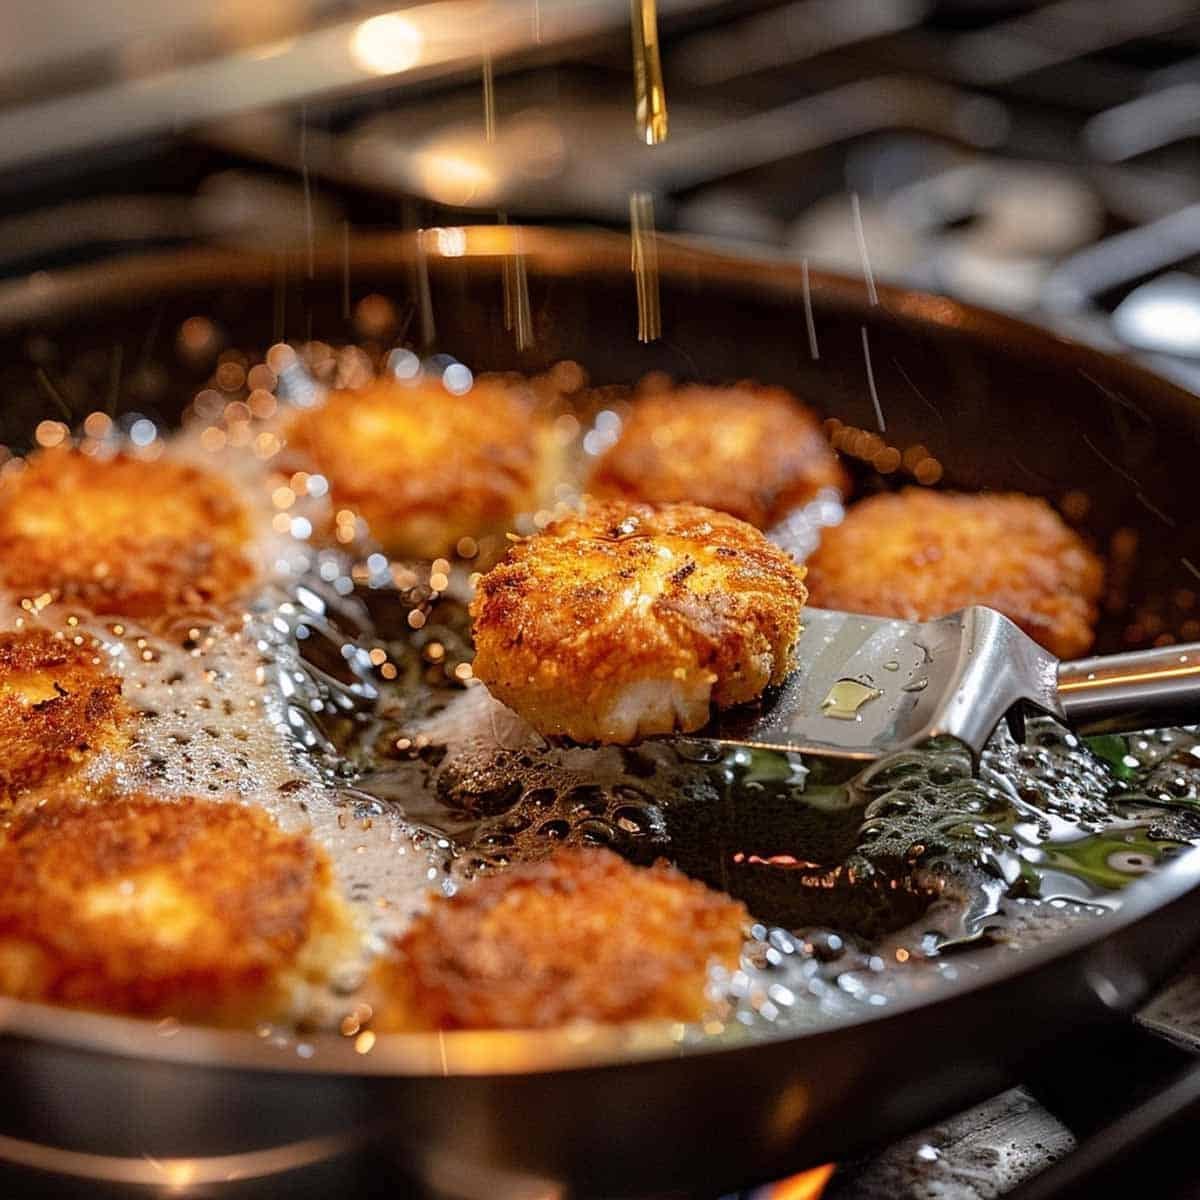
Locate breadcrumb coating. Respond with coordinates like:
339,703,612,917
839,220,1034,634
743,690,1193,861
0,627,131,806
373,848,747,1030
589,383,848,528
0,796,359,1022
805,489,1104,659
0,449,256,620
470,499,808,743
285,376,560,561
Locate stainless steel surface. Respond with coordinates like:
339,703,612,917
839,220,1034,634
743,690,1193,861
1058,642,1200,735
707,607,1060,762
706,606,1200,762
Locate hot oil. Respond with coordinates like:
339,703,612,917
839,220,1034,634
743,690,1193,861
0,426,459,1034
630,0,668,146
821,678,882,720
26,356,1200,1044
338,587,1200,1034
630,192,662,343
227,367,1200,1037
74,602,454,944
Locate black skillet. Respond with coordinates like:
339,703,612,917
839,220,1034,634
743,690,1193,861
0,228,1198,1198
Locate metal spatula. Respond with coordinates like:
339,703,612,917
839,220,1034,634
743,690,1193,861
704,606,1200,763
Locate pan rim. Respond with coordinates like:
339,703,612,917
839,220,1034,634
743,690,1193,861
0,225,1197,1079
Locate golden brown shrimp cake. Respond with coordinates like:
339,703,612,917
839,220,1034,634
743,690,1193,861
0,627,131,806
805,488,1104,659
588,384,849,528
0,796,359,1022
285,376,560,561
374,848,747,1030
470,499,807,744
0,449,256,620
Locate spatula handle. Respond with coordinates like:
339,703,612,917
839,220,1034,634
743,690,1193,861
1057,643,1200,735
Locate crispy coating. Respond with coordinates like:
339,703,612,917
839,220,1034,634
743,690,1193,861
374,848,747,1030
0,796,359,1022
285,376,561,561
0,627,131,806
588,383,848,528
0,449,256,620
805,489,1104,659
470,499,807,743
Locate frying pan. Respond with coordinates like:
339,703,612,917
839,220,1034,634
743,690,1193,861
0,228,1199,1198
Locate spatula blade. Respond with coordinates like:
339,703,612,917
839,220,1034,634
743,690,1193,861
703,606,1064,761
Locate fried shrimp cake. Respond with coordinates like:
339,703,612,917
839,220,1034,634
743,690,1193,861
588,383,848,528
470,499,807,743
0,796,359,1022
0,627,131,806
805,489,1104,659
0,449,256,619
374,848,747,1030
285,376,560,561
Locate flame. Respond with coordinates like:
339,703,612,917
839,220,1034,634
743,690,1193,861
766,1164,836,1200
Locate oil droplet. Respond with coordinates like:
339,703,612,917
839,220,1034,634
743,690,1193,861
821,679,882,721
902,678,929,693
883,661,899,672
631,0,668,145
482,50,496,144
498,214,533,351
630,191,661,343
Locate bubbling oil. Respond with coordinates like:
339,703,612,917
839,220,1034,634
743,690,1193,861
224,368,1200,1036
12,350,1200,1042
0,430,458,1031
56,601,455,941
305,520,1200,1037
340,597,1200,1035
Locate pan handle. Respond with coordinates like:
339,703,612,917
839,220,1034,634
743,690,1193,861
1056,642,1200,735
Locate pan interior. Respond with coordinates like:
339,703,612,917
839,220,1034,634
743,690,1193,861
304,536,1200,1044
1,230,1200,1069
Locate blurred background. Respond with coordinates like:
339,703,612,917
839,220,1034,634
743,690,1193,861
2,0,1199,394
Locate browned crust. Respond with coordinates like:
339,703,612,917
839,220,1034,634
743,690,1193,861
805,488,1105,659
0,450,256,620
0,796,353,1020
469,500,808,741
0,627,131,805
588,383,849,528
284,376,560,560
374,848,747,1030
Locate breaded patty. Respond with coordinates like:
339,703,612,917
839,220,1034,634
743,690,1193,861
588,383,848,528
0,627,131,806
0,796,359,1022
285,376,560,561
0,449,256,620
805,489,1104,659
374,848,747,1030
470,499,807,743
